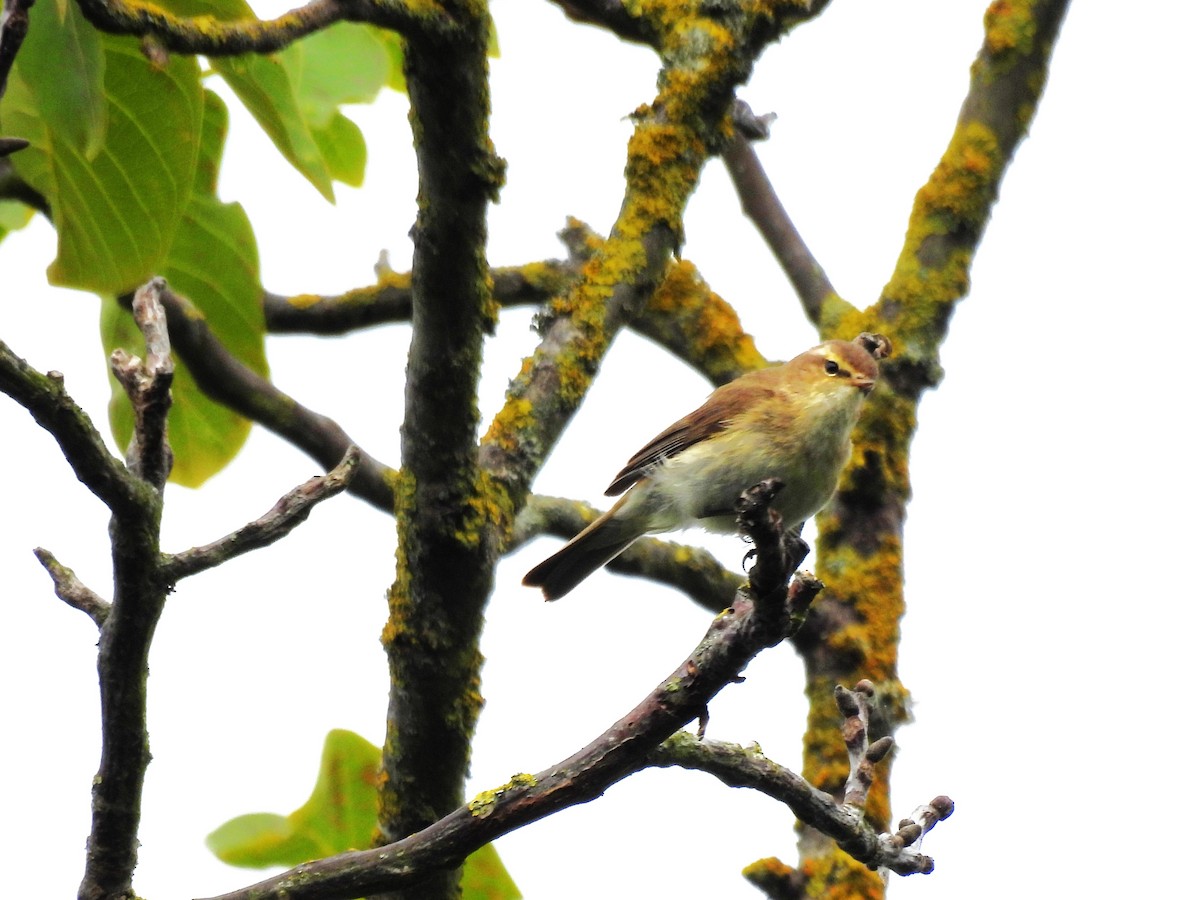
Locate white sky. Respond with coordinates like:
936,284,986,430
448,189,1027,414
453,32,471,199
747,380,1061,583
3,2,1199,898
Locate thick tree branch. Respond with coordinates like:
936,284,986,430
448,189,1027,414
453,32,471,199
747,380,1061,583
793,0,1073,888
379,5,502,896
72,0,437,56
266,234,765,386
80,284,175,900
162,446,361,582
871,0,1073,393
478,0,832,508
202,482,816,900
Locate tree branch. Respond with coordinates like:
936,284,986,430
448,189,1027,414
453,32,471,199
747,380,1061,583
379,5,502,894
111,278,175,489
722,120,850,328
646,729,949,878
834,680,894,814
79,283,176,900
510,494,744,614
793,0,1073,887
124,282,397,511
263,261,574,335
0,0,33,100
478,0,828,507
265,230,765,386
0,343,149,518
71,0,432,56
201,481,816,900
162,446,362,582
33,548,111,627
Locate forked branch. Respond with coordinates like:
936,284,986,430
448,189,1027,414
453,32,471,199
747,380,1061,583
200,480,947,900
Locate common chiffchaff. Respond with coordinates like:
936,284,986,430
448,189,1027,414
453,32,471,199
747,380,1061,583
523,334,890,600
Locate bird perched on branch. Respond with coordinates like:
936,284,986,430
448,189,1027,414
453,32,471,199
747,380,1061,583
523,332,891,600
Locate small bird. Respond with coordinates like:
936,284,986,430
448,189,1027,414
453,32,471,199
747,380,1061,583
523,334,889,600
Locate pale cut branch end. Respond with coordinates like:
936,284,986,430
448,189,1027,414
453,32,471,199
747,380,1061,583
112,278,176,490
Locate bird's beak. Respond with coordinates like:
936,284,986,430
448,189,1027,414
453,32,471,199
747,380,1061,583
850,376,875,394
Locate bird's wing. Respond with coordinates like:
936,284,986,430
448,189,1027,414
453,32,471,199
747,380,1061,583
604,378,776,496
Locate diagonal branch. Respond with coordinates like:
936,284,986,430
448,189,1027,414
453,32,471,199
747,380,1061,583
477,0,832,508
646,731,950,878
162,446,362,582
722,125,851,329
0,342,149,518
510,494,744,614
794,1,1074,888
869,0,1075,391
200,482,816,900
124,282,397,511
33,548,111,627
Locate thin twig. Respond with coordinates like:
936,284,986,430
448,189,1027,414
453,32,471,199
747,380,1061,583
33,548,111,627
0,341,149,517
722,127,849,328
646,732,944,876
0,135,29,156
162,446,363,582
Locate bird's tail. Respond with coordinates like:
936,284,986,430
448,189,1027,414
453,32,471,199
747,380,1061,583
522,500,643,601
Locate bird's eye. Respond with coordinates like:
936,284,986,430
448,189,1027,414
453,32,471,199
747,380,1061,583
824,359,840,376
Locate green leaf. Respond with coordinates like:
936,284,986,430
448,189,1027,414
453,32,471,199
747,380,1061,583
0,201,35,244
180,6,391,200
462,842,522,900
213,53,335,201
3,36,202,295
207,729,381,867
11,0,107,158
203,812,324,869
102,90,265,487
311,113,368,188
206,729,522,898
377,30,407,92
278,23,391,127
148,2,392,198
